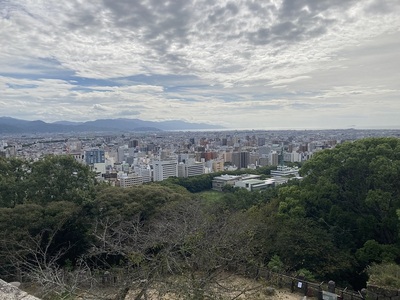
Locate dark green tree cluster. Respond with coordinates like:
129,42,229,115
0,155,97,280
271,138,400,287
162,174,214,193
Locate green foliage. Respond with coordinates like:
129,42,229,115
296,268,316,282
270,217,353,278
0,157,29,207
0,201,90,276
291,138,400,245
267,255,284,272
218,187,278,211
92,184,191,221
162,174,214,193
367,263,400,288
27,155,96,205
0,155,96,207
356,240,400,265
0,155,96,279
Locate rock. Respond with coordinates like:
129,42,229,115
9,282,21,288
0,279,41,300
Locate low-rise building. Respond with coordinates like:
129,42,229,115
212,174,242,191
270,165,299,177
119,174,143,188
234,178,275,191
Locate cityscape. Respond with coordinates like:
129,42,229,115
2,127,400,189
1,0,400,298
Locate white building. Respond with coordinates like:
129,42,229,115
212,174,242,191
178,162,204,178
153,160,178,181
137,166,152,183
270,165,299,177
235,178,275,191
119,174,143,188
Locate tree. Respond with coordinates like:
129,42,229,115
0,201,95,298
27,155,96,205
0,157,28,207
89,195,261,299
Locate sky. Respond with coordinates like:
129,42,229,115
1,0,400,130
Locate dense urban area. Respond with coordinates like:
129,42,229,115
2,129,400,188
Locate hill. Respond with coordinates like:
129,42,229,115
0,117,223,133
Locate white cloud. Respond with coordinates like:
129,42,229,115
0,0,399,128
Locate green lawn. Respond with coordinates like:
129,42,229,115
196,190,224,204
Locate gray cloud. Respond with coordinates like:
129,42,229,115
0,0,399,128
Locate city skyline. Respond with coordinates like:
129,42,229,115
1,0,400,130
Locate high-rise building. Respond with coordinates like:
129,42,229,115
153,160,178,181
232,151,250,169
129,140,139,148
269,151,279,166
85,149,105,165
117,147,126,163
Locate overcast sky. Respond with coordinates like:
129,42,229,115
1,0,400,129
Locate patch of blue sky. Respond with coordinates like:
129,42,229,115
69,76,121,87
164,84,212,92
6,83,38,89
250,90,318,100
166,96,200,103
117,74,201,87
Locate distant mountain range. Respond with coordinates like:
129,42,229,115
0,117,224,134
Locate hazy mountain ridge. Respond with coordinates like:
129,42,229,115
0,117,223,133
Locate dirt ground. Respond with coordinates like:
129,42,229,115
124,274,309,300
24,273,309,299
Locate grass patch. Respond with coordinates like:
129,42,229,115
196,190,224,204
367,263,400,288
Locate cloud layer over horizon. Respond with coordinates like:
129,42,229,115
1,0,400,129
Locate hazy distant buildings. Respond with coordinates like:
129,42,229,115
257,137,266,146
129,139,139,148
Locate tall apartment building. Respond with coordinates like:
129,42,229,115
232,151,250,169
269,151,279,166
153,160,178,181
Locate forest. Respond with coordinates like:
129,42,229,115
0,137,399,299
